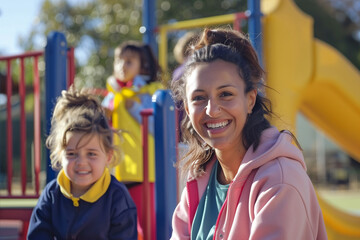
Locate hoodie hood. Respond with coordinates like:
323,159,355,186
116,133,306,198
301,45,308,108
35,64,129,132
234,127,306,183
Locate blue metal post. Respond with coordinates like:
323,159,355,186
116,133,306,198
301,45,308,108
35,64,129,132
248,0,263,66
142,0,157,55
45,31,67,182
153,90,177,240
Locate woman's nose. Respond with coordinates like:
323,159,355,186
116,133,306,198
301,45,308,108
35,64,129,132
205,99,221,117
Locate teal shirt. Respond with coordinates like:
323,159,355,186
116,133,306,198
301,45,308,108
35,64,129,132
191,161,229,240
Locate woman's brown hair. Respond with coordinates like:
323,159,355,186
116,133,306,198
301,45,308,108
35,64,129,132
171,28,272,177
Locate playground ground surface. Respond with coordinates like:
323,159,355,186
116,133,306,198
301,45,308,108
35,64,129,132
318,189,360,216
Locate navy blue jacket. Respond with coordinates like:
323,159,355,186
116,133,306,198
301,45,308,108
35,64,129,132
27,176,137,240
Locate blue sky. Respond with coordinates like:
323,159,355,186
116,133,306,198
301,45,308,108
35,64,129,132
0,0,44,55
0,0,90,56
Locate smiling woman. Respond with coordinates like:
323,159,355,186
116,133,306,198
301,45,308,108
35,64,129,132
170,28,328,240
184,60,256,164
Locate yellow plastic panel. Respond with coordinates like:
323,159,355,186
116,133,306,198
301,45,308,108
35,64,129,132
111,83,163,182
262,0,313,130
301,40,360,161
262,0,360,239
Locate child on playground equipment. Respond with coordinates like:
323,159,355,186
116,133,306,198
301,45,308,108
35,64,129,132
27,87,137,240
102,40,162,239
102,40,162,134
170,28,327,239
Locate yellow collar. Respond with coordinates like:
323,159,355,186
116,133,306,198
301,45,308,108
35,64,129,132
57,168,111,207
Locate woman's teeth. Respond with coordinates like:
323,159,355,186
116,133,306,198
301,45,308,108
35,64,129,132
206,121,229,129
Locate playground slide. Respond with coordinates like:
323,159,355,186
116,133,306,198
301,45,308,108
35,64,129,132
261,0,360,239
318,193,360,239
301,39,360,162
301,37,360,240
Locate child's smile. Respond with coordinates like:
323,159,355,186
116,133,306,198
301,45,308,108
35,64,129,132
62,132,112,197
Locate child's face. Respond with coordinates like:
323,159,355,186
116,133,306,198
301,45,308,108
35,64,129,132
62,132,112,196
113,50,141,83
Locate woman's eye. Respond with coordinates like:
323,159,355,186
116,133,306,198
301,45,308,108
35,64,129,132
220,91,233,97
192,95,205,101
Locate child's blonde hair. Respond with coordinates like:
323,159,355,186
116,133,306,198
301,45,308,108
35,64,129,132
46,87,121,170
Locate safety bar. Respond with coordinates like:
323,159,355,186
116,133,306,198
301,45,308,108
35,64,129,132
1,51,43,198
140,108,154,240
158,12,249,74
0,47,74,198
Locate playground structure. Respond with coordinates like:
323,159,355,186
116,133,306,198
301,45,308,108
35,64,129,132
0,31,177,239
0,33,75,239
1,0,360,239
157,1,360,238
261,0,360,238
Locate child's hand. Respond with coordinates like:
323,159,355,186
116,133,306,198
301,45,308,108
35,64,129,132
125,94,143,110
125,99,135,109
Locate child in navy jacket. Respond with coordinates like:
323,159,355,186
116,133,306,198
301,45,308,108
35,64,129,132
27,87,137,240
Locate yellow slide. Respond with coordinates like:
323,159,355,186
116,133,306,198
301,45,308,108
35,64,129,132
262,0,360,239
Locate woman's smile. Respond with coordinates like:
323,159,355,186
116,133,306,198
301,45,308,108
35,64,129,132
206,120,230,129
204,119,232,136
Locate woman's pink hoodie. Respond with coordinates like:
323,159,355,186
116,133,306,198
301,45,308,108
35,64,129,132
171,127,327,240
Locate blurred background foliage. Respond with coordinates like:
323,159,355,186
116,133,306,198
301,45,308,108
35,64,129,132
13,0,360,88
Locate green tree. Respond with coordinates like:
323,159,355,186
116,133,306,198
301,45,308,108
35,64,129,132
18,0,359,89
20,0,144,88
156,0,248,72
19,0,248,88
295,0,360,69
